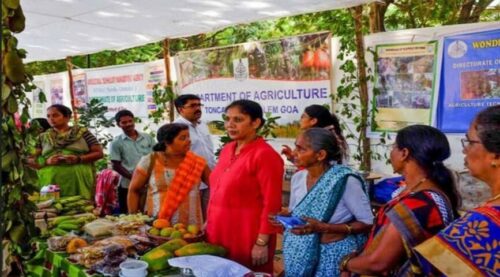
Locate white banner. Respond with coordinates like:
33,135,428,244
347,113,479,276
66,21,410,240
86,64,147,118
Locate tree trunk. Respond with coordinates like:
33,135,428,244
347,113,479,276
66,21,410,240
369,0,393,33
352,5,372,172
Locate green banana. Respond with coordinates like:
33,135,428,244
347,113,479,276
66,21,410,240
51,215,74,226
51,228,68,236
57,222,81,231
58,196,83,204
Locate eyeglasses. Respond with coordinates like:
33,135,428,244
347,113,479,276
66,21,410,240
461,138,481,148
183,103,204,109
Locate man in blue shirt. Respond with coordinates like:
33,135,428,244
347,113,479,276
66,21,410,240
110,109,155,213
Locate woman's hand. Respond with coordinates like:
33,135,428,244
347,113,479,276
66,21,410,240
63,154,80,164
251,244,268,266
281,145,293,160
46,154,63,165
291,217,324,235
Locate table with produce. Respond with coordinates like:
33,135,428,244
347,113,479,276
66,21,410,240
28,196,229,277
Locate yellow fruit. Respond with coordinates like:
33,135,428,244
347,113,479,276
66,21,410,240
170,230,182,239
183,233,195,239
3,51,26,84
160,227,174,237
152,219,170,229
187,224,200,235
178,228,187,235
173,223,185,230
148,227,160,236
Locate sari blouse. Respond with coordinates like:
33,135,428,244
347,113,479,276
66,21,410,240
363,190,454,276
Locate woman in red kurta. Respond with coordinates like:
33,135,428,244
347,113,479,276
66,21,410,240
206,100,284,273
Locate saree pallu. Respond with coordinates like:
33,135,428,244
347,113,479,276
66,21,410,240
360,190,454,276
283,165,365,277
38,128,95,199
415,205,500,277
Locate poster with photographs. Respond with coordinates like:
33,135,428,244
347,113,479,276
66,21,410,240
50,78,64,105
373,41,437,132
72,73,88,108
32,81,47,118
437,29,500,133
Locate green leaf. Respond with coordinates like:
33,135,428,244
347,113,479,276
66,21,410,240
7,95,18,113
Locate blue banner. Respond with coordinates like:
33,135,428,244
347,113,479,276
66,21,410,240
437,29,500,133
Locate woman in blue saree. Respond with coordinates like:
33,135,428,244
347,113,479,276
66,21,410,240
281,128,373,276
415,105,500,276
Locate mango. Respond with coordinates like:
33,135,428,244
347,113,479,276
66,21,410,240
160,227,174,237
187,224,199,235
148,227,160,236
3,51,25,84
173,223,185,230
170,230,182,239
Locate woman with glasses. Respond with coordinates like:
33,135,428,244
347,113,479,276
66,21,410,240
206,100,283,274
415,105,500,276
339,125,459,276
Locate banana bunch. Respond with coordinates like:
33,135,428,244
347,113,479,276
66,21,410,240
49,214,97,236
54,196,95,215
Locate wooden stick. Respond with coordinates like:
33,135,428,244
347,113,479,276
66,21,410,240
65,56,78,123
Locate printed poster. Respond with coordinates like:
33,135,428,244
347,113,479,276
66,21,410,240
437,29,500,133
372,41,438,132
86,64,147,118
50,78,64,105
32,80,48,118
144,60,166,113
72,72,88,108
176,32,333,138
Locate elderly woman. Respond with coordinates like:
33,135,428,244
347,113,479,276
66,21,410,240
128,123,210,227
281,128,373,277
34,104,103,199
206,100,283,273
415,105,500,276
339,125,460,276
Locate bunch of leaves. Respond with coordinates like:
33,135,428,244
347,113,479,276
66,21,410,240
211,112,281,156
2,0,40,274
149,83,176,124
76,98,115,148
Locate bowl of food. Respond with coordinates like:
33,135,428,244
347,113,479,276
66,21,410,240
147,222,205,244
119,260,148,277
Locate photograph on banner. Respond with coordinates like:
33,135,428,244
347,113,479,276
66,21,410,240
145,60,167,113
72,72,88,108
372,41,438,132
32,80,48,118
438,29,500,133
50,78,64,105
176,32,333,138
86,64,147,118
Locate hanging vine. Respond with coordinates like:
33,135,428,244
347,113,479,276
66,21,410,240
2,0,39,274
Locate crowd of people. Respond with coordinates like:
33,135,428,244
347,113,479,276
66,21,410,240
27,97,500,276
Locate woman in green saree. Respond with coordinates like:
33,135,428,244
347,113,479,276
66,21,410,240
33,105,103,199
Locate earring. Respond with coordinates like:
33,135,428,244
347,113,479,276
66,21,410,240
492,161,498,168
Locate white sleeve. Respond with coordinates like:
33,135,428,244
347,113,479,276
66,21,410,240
342,176,374,225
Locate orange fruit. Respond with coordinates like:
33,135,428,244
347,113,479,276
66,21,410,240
153,219,170,229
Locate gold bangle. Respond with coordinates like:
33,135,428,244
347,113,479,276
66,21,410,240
339,252,356,271
345,223,352,235
255,238,268,246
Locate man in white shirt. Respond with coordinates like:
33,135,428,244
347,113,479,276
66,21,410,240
173,94,215,220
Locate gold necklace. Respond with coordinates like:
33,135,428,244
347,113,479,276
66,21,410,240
406,177,427,193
